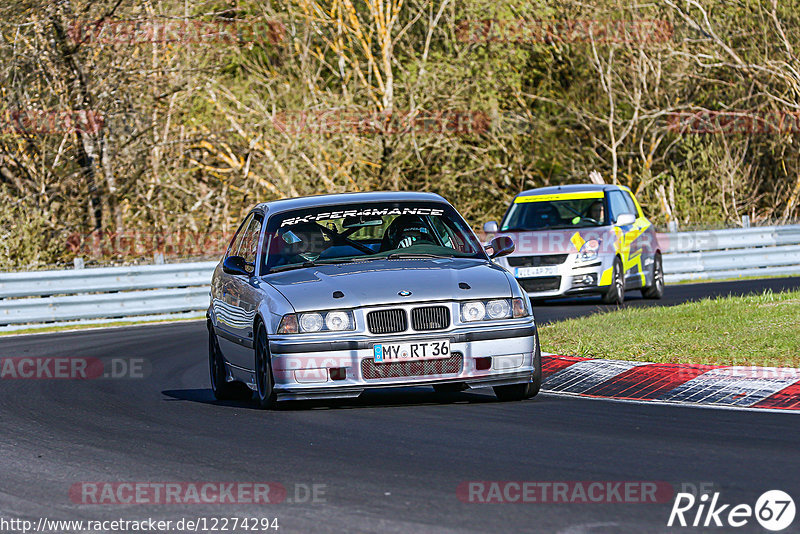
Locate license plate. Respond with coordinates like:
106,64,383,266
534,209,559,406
373,340,450,363
516,266,558,278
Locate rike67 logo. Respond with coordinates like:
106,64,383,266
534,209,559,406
668,490,795,531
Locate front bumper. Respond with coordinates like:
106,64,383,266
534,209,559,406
267,323,538,401
496,253,615,298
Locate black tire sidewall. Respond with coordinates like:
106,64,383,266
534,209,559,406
255,324,277,409
603,258,625,304
494,328,542,401
208,323,236,400
525,333,543,398
642,253,665,299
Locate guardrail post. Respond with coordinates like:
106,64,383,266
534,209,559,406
73,257,85,269
741,215,751,228
667,220,678,233
154,252,165,265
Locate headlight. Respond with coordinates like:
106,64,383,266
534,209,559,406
577,239,601,262
486,299,511,319
325,311,351,331
299,313,323,332
461,299,526,322
461,301,486,322
278,310,356,334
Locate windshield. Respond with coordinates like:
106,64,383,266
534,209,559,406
261,201,486,272
501,196,608,231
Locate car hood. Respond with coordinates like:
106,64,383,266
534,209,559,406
262,258,513,311
499,227,612,256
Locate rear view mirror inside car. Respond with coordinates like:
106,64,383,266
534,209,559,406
342,215,384,228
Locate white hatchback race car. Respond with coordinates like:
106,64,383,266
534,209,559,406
484,184,664,304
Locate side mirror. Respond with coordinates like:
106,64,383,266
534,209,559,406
222,255,253,276
483,221,499,233
615,213,636,226
488,236,515,259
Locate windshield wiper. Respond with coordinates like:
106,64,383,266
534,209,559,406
268,258,359,273
268,253,456,272
385,252,454,259
267,261,316,273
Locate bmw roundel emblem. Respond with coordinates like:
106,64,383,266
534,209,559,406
398,290,412,297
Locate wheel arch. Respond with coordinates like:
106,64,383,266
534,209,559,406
253,313,267,338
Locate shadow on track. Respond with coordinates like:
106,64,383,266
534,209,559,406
161,386,539,411
161,388,261,410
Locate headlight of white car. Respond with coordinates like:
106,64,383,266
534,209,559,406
577,239,601,262
278,310,355,333
461,298,529,321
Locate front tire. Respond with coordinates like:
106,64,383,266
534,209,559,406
493,333,542,401
254,323,278,410
641,253,665,299
601,258,625,305
208,322,241,401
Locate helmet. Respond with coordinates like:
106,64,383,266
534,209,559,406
380,214,436,251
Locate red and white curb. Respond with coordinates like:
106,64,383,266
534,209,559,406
542,354,800,411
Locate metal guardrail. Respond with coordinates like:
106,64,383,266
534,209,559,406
1,287,210,325
658,224,800,282
0,262,216,331
0,262,215,298
0,224,799,331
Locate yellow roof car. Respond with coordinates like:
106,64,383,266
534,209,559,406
484,184,664,304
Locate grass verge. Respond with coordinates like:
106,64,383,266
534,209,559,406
539,289,800,367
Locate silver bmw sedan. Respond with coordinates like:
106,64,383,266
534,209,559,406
207,191,540,409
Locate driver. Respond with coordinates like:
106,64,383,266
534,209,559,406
275,222,327,265
588,200,604,223
380,215,437,251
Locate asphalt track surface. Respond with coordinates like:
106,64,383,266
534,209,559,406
2,278,800,533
